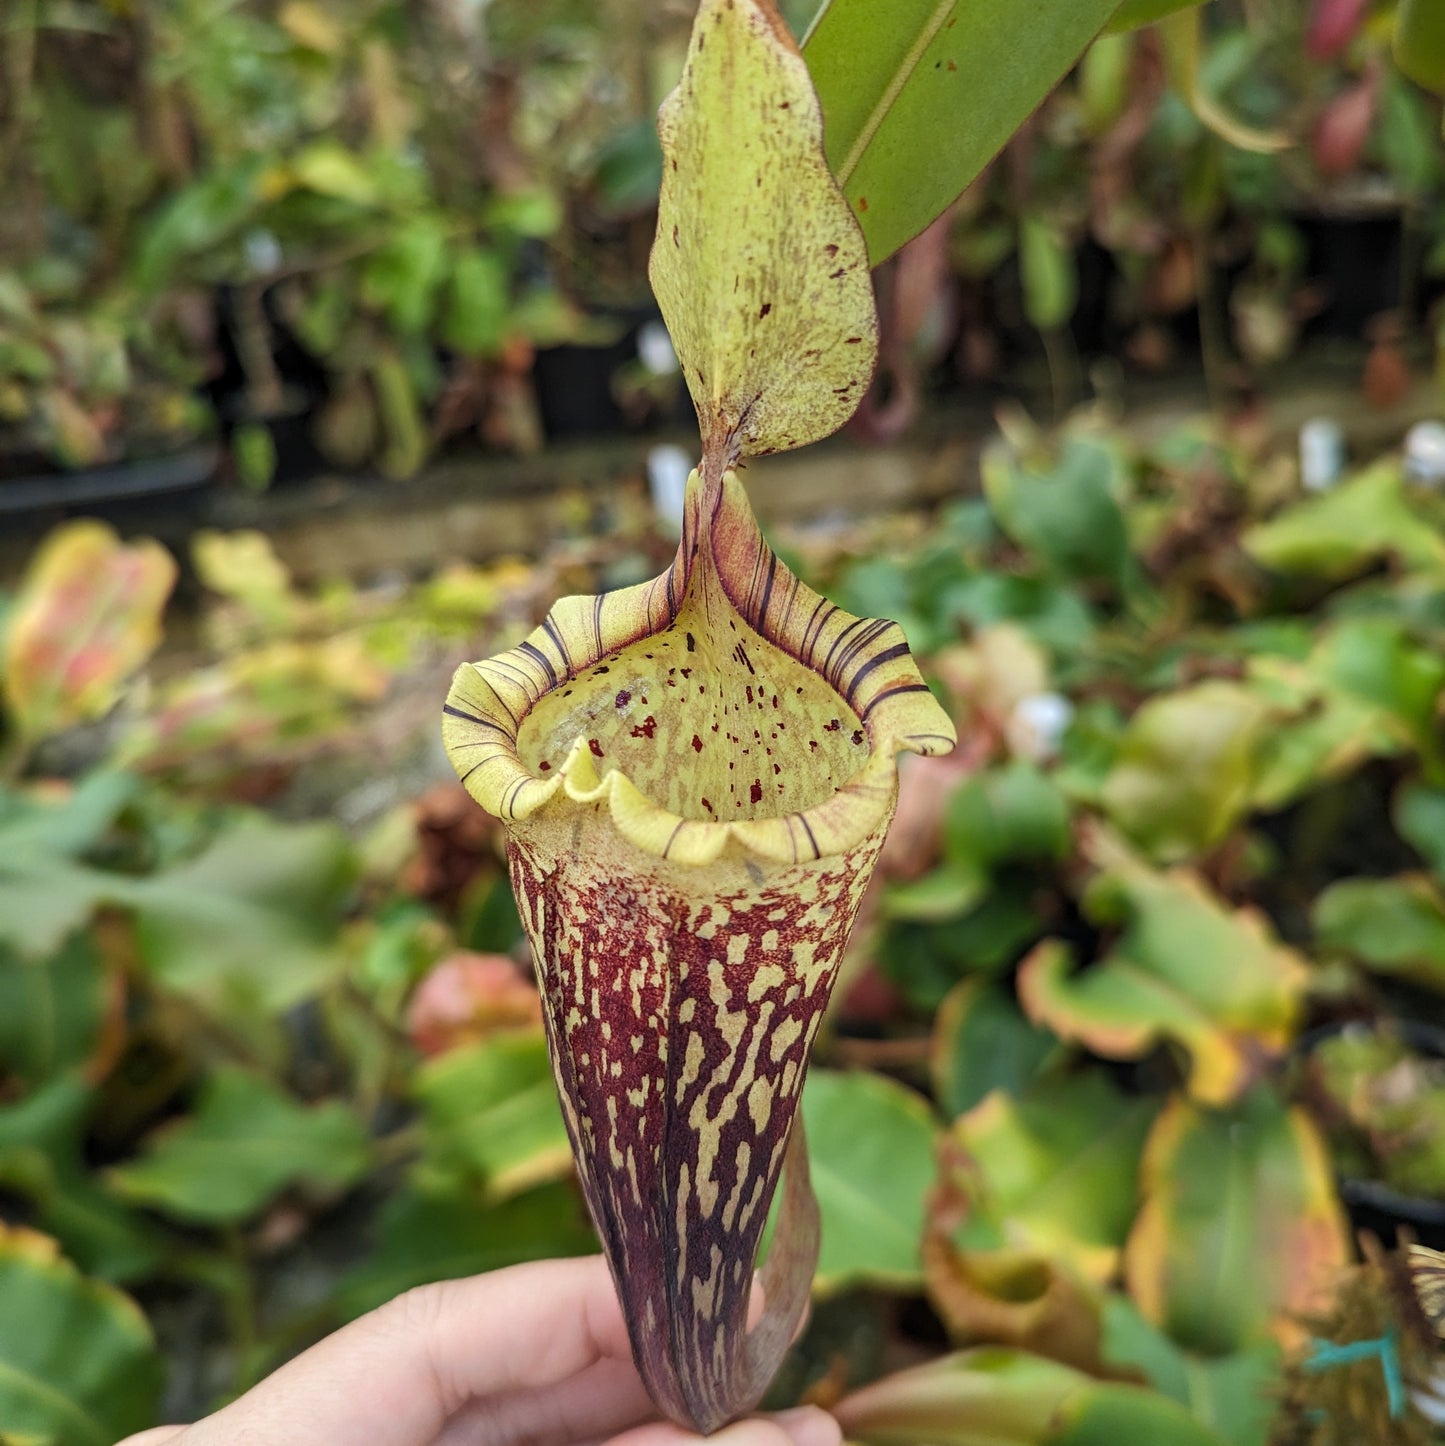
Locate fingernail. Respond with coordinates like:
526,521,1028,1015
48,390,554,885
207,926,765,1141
773,1406,841,1446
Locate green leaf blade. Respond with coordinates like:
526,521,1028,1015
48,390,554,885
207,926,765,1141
413,1029,574,1200
801,1069,937,1293
805,0,1123,264
108,1067,370,1225
0,1228,162,1445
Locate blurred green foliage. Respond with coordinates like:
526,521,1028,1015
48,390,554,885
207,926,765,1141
3,0,1445,479
5,405,1445,1438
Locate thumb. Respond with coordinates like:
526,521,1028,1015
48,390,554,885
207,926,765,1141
606,1405,841,1446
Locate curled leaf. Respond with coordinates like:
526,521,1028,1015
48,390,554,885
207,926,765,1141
925,1133,1110,1375
1019,852,1308,1108
1160,8,1291,154
444,469,953,1428
1125,1091,1349,1355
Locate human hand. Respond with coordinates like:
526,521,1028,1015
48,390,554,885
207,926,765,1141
115,1255,839,1446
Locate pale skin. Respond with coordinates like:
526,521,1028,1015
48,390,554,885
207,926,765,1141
115,1255,839,1446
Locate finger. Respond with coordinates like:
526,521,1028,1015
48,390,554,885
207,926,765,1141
432,1355,655,1446
113,1431,187,1446
432,1272,771,1446
605,1406,841,1446
179,1255,640,1446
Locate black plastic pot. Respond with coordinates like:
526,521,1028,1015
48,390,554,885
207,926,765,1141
0,443,219,516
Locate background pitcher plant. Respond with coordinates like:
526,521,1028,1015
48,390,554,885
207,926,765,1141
443,0,955,1430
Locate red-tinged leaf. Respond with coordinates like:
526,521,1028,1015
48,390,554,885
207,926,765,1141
3,521,176,744
1313,67,1380,179
406,952,541,1058
835,1348,1091,1446
1306,0,1370,60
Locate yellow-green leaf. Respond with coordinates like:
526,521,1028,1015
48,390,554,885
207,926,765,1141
1019,215,1078,333
1125,1092,1348,1355
1242,462,1445,580
649,0,877,463
373,349,427,478
3,521,176,743
1100,681,1271,862
289,141,381,206
413,1028,574,1201
1396,0,1445,95
1106,0,1205,34
1019,853,1308,1107
950,1071,1157,1284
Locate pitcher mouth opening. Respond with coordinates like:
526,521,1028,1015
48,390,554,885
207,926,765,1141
514,586,870,826
443,469,955,865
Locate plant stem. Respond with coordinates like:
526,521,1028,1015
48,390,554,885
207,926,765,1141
222,1227,261,1393
372,1121,424,1166
1040,325,1080,421
1192,225,1228,412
